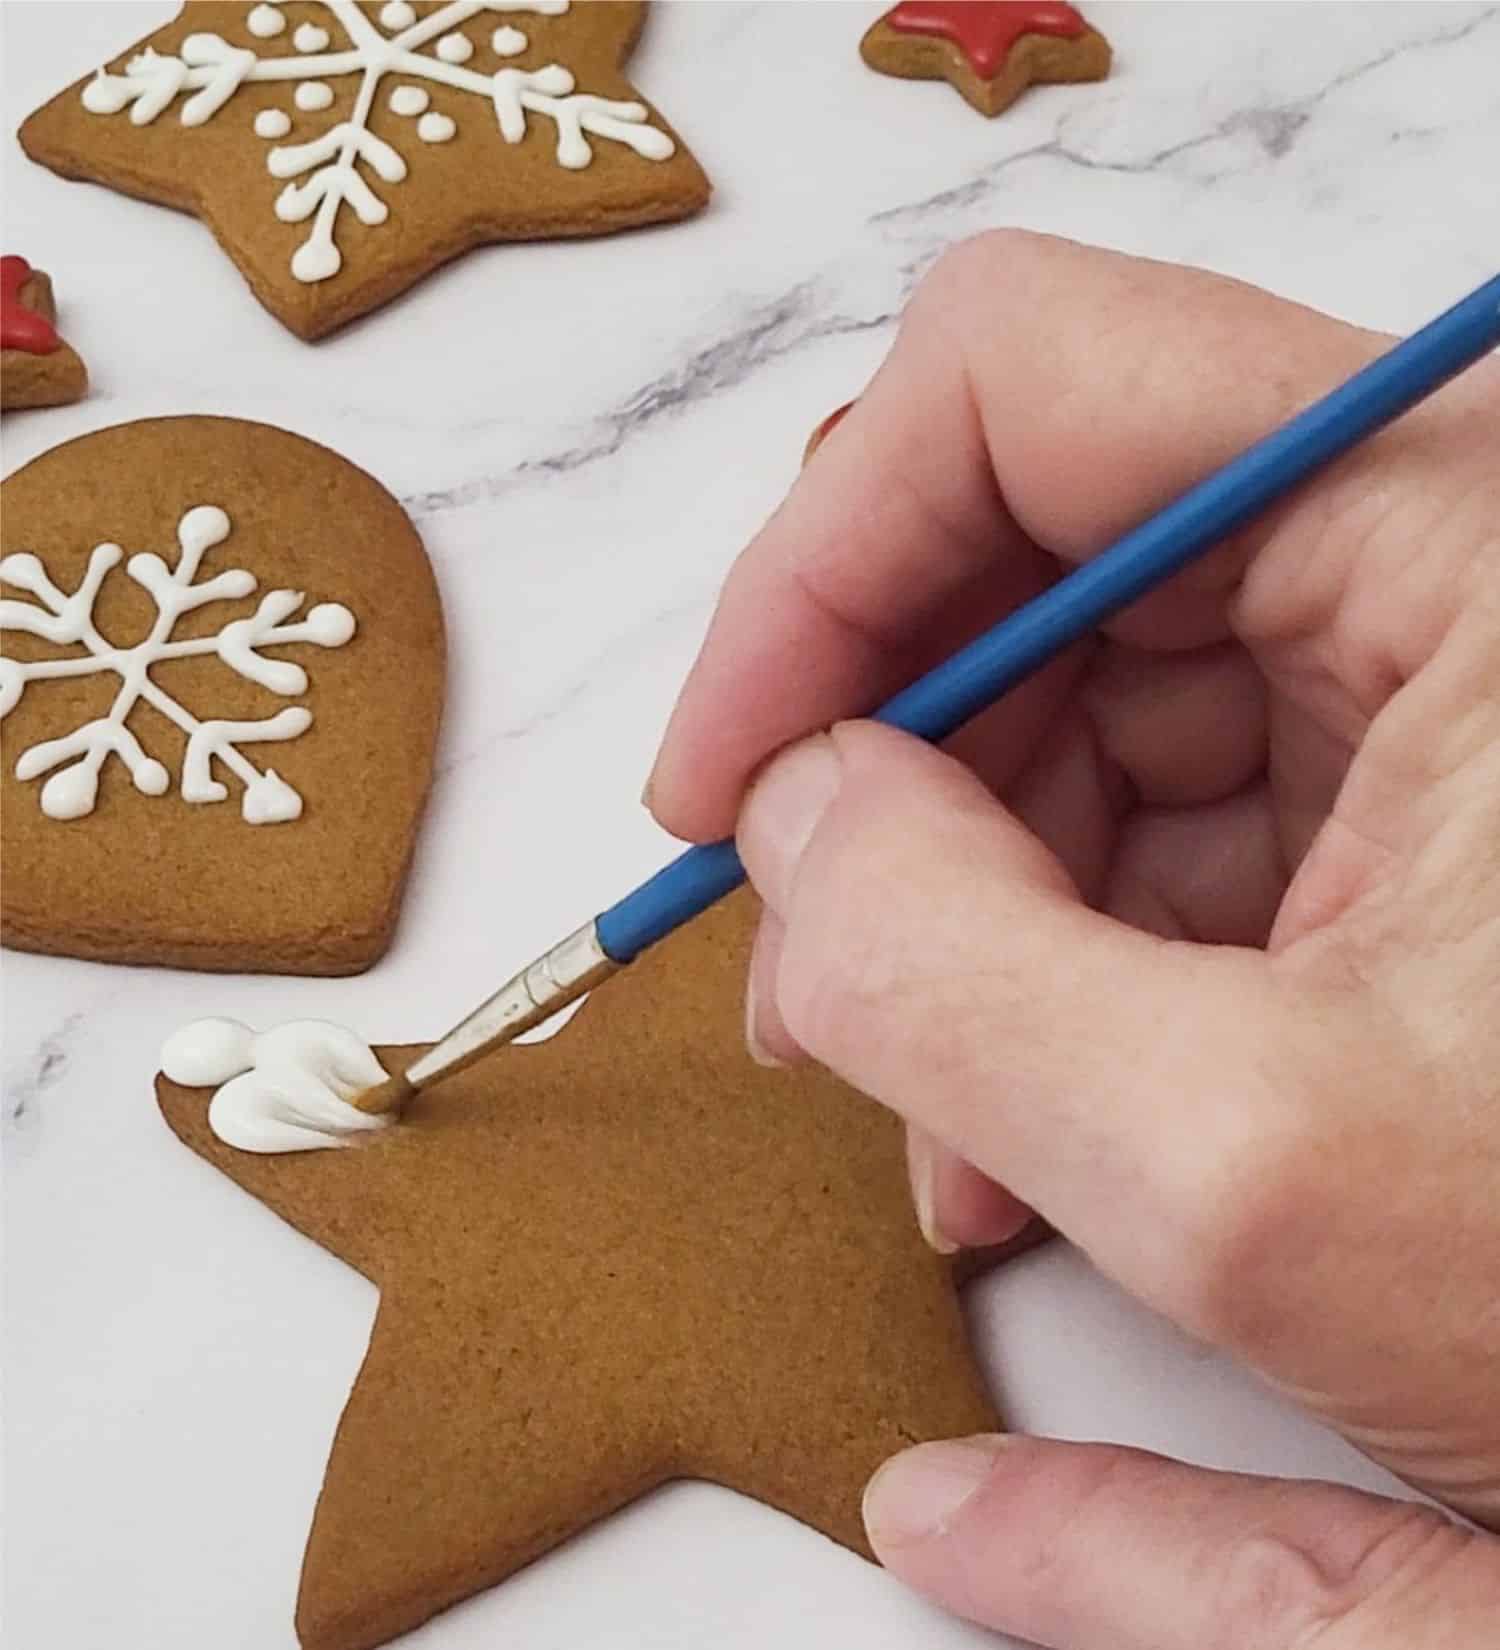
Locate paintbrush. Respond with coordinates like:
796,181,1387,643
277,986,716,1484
356,271,1500,1117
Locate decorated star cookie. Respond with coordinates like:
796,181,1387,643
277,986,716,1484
861,2,1112,118
1,416,443,972
20,2,710,340
156,890,1019,1650
1,255,88,410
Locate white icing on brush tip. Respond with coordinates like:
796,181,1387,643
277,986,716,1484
293,22,330,53
491,26,528,56
163,1019,391,1154
435,32,473,64
294,81,334,112
247,4,285,39
417,112,455,143
389,85,429,116
254,107,291,139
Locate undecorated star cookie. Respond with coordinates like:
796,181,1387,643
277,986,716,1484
1,416,444,972
1,255,88,411
156,890,1017,1650
20,2,710,340
861,1,1112,118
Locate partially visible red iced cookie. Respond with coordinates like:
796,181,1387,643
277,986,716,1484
1,255,87,411
861,2,1112,118
802,400,854,466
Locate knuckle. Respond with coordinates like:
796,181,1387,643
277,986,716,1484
1167,1108,1328,1350
773,872,902,1069
1215,1500,1474,1650
910,229,1060,323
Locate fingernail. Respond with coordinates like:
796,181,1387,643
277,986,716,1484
744,969,786,1069
640,766,659,812
863,1437,1009,1548
739,735,842,913
909,1134,959,1256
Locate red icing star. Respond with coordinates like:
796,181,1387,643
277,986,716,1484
1,256,61,354
887,1,1086,78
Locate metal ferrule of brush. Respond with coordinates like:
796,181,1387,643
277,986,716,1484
403,921,619,1090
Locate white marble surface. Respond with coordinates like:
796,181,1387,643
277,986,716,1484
3,2,1497,1646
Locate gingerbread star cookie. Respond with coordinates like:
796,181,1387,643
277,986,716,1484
20,2,710,340
156,890,1005,1650
1,416,443,973
1,255,88,410
861,1,1112,118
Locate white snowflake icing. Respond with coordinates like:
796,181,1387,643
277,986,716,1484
79,0,676,284
0,506,355,824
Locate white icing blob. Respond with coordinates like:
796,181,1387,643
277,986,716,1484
39,762,100,820
435,32,473,64
247,4,285,39
417,111,456,143
490,25,528,56
254,107,291,139
163,1019,392,1154
294,80,334,111
303,602,358,646
388,84,429,117
379,0,417,29
293,22,330,53
241,767,303,823
161,1017,257,1087
292,238,342,282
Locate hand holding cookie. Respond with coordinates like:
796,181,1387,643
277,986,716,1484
647,231,1500,1643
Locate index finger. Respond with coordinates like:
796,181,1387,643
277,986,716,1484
646,231,1375,843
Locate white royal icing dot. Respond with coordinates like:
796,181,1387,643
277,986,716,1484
435,32,473,63
379,0,416,28
293,22,330,52
388,84,429,117
254,107,291,139
417,111,456,143
294,81,334,112
491,25,528,56
247,3,285,38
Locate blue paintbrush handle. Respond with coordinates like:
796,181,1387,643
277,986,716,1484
597,273,1500,964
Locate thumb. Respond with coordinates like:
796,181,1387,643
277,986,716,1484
736,721,1292,1324
863,1435,1499,1650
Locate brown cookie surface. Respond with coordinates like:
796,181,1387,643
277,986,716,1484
20,2,711,341
157,890,1003,1650
861,1,1111,117
1,416,443,973
1,256,88,410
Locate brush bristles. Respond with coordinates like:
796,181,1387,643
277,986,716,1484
352,1071,414,1117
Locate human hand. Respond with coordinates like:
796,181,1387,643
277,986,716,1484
646,233,1500,1643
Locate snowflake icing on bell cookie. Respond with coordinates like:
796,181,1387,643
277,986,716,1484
0,506,354,823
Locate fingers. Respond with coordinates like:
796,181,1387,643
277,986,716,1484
907,1125,1032,1254
650,230,1375,841
736,719,1286,1324
863,1435,1499,1650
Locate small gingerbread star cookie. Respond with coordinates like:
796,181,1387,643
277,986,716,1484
861,1,1112,118
1,255,88,411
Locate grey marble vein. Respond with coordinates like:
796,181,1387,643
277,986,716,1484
4,1011,84,1129
404,284,898,519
